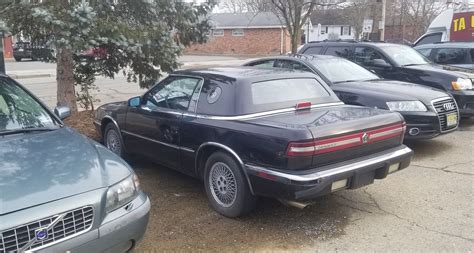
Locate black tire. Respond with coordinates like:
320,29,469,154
14,57,21,62
204,152,257,217
103,123,126,157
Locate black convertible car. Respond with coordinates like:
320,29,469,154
94,67,413,217
244,55,459,139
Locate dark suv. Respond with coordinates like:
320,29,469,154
415,42,474,70
298,41,474,118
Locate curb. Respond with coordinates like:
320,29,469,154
6,73,54,79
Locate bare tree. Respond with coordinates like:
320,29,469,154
403,0,445,39
270,0,345,53
341,0,373,40
220,0,272,13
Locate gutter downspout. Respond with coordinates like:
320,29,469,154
280,27,284,55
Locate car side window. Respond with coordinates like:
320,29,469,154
144,76,202,111
417,48,432,58
415,33,442,46
434,48,467,64
303,46,322,54
354,47,390,66
324,46,352,59
246,60,275,68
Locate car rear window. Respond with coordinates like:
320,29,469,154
251,78,330,105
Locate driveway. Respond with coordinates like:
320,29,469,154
132,119,474,252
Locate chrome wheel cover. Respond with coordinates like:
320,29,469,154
209,162,237,208
106,129,121,155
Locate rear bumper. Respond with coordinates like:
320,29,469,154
245,146,413,201
451,90,474,117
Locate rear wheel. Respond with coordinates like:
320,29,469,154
204,152,257,217
104,123,125,157
14,57,21,62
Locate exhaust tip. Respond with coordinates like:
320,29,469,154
279,199,310,209
408,128,420,136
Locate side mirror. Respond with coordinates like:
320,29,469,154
128,96,141,107
54,106,71,120
371,59,392,69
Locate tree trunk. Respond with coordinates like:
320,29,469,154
291,29,300,54
56,46,77,113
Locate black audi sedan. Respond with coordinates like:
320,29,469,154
298,41,474,118
244,55,459,139
94,67,413,217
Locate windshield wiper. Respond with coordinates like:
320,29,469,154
0,127,57,136
402,63,426,67
333,80,359,84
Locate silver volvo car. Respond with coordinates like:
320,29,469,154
0,74,150,252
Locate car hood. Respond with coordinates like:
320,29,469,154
0,127,132,215
332,79,450,103
405,64,474,78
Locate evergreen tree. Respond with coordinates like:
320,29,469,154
1,0,216,112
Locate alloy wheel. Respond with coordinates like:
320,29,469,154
208,162,238,208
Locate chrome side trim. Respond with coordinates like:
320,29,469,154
196,142,255,195
180,147,196,153
93,120,101,126
121,130,180,150
192,102,344,121
245,146,413,182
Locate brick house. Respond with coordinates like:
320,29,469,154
185,12,291,55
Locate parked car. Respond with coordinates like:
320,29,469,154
12,42,54,62
298,41,474,118
74,47,108,62
0,74,150,252
94,67,413,217
415,42,474,70
244,55,460,139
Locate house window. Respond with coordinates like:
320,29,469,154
343,26,349,36
232,29,244,36
212,29,224,36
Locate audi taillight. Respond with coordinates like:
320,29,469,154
286,123,405,157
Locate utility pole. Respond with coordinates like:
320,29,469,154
0,36,5,74
380,0,386,41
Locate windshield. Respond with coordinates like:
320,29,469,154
380,45,430,66
309,58,379,83
0,77,58,133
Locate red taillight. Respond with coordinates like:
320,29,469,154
296,101,312,110
286,123,405,157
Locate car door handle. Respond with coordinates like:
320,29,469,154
140,105,152,112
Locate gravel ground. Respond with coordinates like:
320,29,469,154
66,116,474,252
133,119,474,252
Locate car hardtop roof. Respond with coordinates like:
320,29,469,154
415,42,474,49
248,54,339,63
305,41,402,48
173,66,317,80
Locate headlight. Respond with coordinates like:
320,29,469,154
105,174,140,213
452,78,473,90
386,101,427,112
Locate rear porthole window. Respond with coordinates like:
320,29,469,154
207,86,222,104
